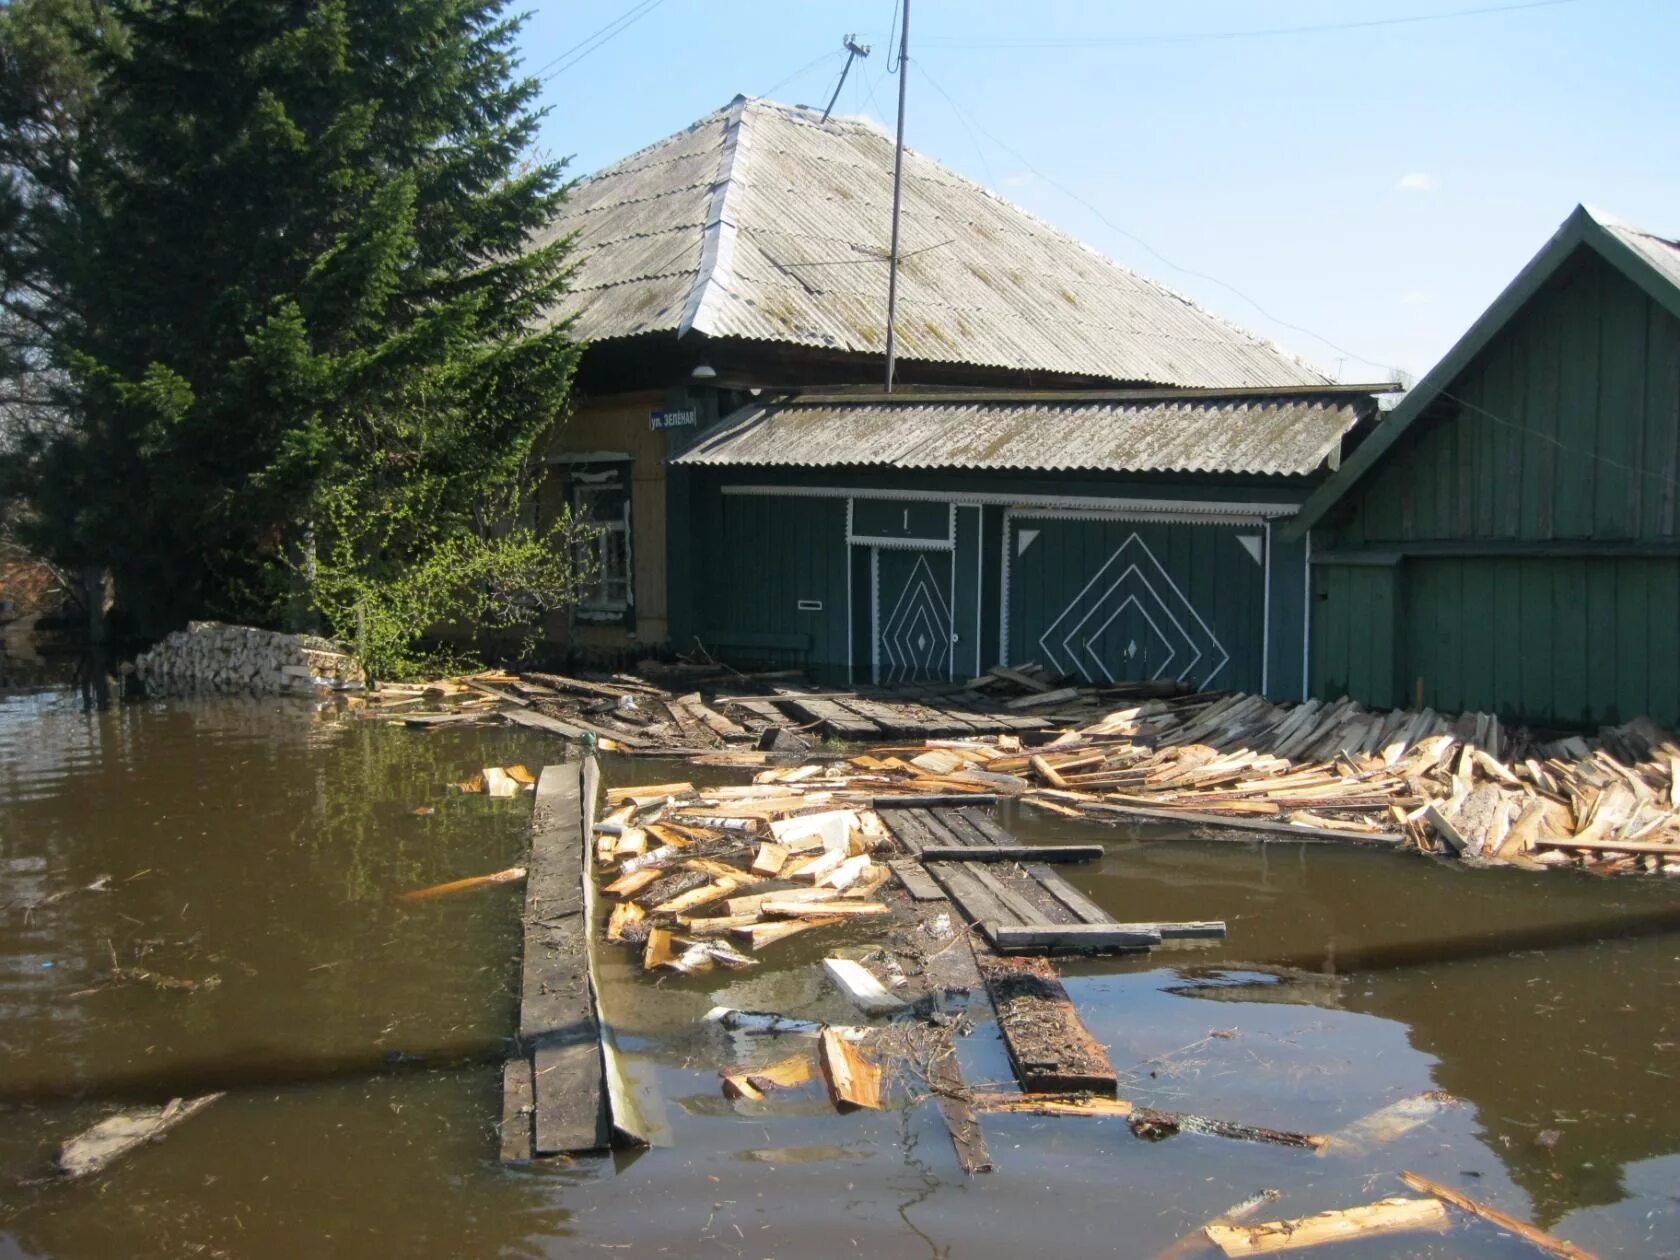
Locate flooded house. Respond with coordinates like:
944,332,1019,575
1293,205,1680,726
533,95,1388,691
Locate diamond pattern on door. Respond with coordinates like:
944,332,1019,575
877,551,952,684
1037,532,1230,687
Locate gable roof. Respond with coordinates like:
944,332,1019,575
1287,204,1680,538
536,95,1326,389
673,385,1375,478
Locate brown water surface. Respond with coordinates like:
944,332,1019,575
2,693,1678,1258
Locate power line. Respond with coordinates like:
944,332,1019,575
537,0,669,83
915,65,1675,491
918,0,1583,49
911,60,1390,378
761,47,845,102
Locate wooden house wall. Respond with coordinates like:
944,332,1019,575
539,390,672,651
676,467,1315,695
1311,246,1680,726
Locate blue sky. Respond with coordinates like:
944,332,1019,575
517,0,1677,382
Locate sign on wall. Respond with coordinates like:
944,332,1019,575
650,408,697,431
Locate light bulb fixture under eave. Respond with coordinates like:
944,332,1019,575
690,362,718,381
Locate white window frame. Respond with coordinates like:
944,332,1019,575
570,465,634,623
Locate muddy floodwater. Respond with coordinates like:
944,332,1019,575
3,690,1679,1258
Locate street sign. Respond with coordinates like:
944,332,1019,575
650,408,697,431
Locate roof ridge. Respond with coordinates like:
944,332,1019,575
677,95,750,337
1583,203,1680,246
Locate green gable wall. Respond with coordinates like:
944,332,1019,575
1311,245,1680,726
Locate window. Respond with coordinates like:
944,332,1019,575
570,465,633,622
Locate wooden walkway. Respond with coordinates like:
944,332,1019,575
502,762,608,1161
879,802,1224,955
737,684,1056,740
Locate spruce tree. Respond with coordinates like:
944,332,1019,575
3,0,584,661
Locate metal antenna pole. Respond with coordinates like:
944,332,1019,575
821,36,871,123
883,0,909,393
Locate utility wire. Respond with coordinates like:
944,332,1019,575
916,63,1677,490
761,47,845,101
912,60,1388,377
918,0,1583,49
538,0,669,83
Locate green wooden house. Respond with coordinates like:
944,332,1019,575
668,384,1385,694
1290,205,1680,726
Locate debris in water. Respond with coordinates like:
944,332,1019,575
1321,1090,1463,1156
720,1051,817,1101
398,866,526,902
56,1093,224,1179
1204,1195,1450,1256
1398,1170,1597,1260
822,956,909,1016
819,1027,883,1111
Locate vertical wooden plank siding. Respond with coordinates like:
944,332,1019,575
1394,556,1680,726
1314,245,1680,726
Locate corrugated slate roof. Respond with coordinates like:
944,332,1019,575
1595,208,1680,296
673,389,1370,477
537,96,1327,388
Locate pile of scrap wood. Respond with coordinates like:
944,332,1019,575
349,657,1680,876
339,666,815,757
593,781,900,961
990,690,1680,875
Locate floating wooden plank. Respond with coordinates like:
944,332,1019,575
605,900,646,943
399,865,526,902
822,957,910,1015
1531,835,1680,856
991,923,1159,953
721,1052,817,1101
1156,1190,1284,1260
1107,920,1227,941
819,1028,883,1110
760,898,889,918
927,1046,991,1174
1398,1172,1598,1260
1321,1091,1460,1155
56,1094,224,1179
581,757,668,1149
990,666,1054,693
499,1060,534,1163
1424,803,1469,854
919,844,1102,863
605,780,693,804
737,913,846,950
1205,1197,1450,1256
1006,686,1082,709
522,763,609,1155
874,793,1000,809
683,694,750,742
724,885,841,916
1072,799,1402,844
971,1092,1134,1118
505,705,647,749
1129,1106,1328,1151
979,954,1118,1095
